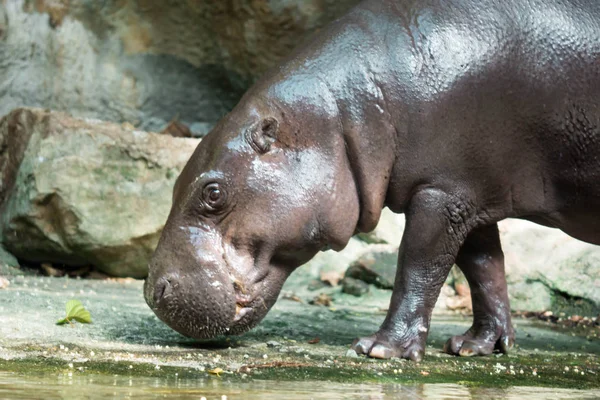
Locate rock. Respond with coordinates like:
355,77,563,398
344,246,398,290
319,270,343,287
0,246,17,265
342,219,599,314
0,0,359,133
294,237,372,288
341,277,370,297
0,2,7,39
0,108,198,277
440,220,599,313
0,245,20,277
444,266,473,312
0,106,35,211
307,279,329,291
499,219,600,313
345,349,359,358
355,208,405,245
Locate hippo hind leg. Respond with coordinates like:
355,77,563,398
444,223,515,356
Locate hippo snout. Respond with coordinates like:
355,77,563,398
146,275,174,308
144,263,239,339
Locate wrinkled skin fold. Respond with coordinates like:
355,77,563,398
145,0,600,360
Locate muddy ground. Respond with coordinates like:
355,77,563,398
0,265,598,392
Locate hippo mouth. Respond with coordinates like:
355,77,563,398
234,303,253,323
232,290,255,325
227,275,272,334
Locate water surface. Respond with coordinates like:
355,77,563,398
1,372,599,399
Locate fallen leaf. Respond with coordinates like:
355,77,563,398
41,263,64,277
161,118,192,138
56,299,92,325
309,293,332,307
208,367,224,377
282,293,303,303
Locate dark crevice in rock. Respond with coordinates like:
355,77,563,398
524,276,599,316
0,109,36,213
550,288,600,316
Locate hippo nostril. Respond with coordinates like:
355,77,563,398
153,277,173,305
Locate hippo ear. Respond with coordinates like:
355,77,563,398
248,117,279,153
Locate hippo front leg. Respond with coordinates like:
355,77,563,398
352,188,473,361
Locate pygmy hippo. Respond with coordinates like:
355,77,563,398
145,0,600,360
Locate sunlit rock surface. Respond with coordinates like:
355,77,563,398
0,0,359,134
0,108,198,277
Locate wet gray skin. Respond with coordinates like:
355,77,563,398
146,0,600,360
144,95,360,338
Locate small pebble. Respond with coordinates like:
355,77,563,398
345,349,359,358
0,277,10,289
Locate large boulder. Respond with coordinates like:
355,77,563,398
500,220,600,313
355,208,405,245
341,216,600,314
0,245,20,277
0,0,360,134
0,108,198,277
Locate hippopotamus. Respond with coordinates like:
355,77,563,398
144,0,600,361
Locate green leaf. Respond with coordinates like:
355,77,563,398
56,299,92,325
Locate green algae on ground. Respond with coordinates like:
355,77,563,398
1,348,598,390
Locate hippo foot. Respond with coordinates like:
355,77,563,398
443,327,514,357
352,332,425,361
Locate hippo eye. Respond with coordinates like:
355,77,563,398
202,183,227,211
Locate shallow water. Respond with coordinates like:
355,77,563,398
1,372,599,400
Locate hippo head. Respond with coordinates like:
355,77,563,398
144,94,362,339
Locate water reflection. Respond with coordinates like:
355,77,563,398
0,372,598,399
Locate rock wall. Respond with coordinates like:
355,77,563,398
0,0,360,134
0,108,198,277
